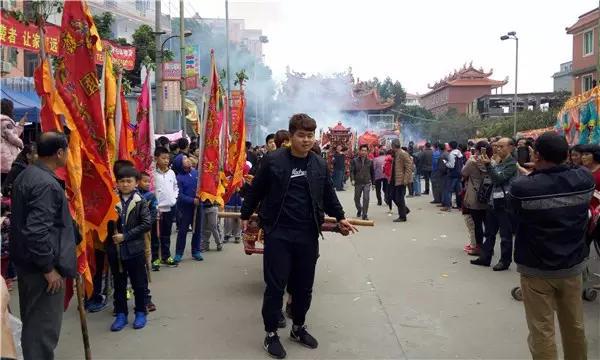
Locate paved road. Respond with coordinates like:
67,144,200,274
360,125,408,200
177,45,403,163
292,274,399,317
13,190,600,359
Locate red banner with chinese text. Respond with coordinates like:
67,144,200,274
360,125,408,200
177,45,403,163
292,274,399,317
0,11,135,70
197,51,224,206
55,0,117,239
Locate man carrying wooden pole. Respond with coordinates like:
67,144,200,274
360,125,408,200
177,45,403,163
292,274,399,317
240,114,357,359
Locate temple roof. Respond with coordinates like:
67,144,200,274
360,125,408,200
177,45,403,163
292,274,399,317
423,62,508,96
329,122,351,132
341,89,395,111
566,8,599,34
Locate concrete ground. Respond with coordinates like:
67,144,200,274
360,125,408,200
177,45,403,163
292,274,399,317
12,190,600,359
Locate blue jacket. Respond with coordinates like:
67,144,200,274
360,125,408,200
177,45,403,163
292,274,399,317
138,188,158,223
432,150,441,172
173,154,198,209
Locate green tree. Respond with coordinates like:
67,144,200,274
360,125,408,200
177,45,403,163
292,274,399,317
92,12,114,40
128,24,156,86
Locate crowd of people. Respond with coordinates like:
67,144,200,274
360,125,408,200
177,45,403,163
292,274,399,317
335,133,598,359
0,97,598,359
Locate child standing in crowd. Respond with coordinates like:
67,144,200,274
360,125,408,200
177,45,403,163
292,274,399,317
107,166,152,331
153,147,178,268
173,154,204,262
201,200,223,252
138,171,158,312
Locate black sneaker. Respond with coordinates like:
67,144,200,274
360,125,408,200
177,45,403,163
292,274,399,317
356,210,361,218
264,333,286,359
362,214,369,221
290,325,318,349
278,311,287,328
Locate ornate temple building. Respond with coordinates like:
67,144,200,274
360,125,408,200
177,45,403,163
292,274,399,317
420,63,508,115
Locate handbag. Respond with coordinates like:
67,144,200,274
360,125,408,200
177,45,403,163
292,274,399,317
476,175,493,204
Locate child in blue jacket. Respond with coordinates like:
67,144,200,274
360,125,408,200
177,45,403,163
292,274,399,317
173,154,204,263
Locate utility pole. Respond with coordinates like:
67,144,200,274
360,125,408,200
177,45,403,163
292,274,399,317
513,38,518,137
155,0,163,133
179,0,186,137
225,0,232,129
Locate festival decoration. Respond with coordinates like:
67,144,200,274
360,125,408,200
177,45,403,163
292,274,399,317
223,89,246,203
556,86,600,145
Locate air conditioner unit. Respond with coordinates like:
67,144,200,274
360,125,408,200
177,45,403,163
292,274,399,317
0,61,13,73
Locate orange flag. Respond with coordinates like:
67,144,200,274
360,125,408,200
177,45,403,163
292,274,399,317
223,90,246,203
103,50,118,165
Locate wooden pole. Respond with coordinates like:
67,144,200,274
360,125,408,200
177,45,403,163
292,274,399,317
75,275,92,360
217,212,375,227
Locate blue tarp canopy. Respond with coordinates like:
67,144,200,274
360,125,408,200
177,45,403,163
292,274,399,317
0,87,40,123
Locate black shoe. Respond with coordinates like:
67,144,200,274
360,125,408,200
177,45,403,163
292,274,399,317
406,207,411,215
285,303,293,319
493,262,510,271
422,192,429,195
377,202,382,206
277,311,287,328
362,214,369,221
290,325,318,349
264,333,286,359
470,258,491,267
356,210,361,218
430,201,440,204
393,217,407,222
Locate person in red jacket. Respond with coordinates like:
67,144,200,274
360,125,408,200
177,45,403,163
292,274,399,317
383,149,394,214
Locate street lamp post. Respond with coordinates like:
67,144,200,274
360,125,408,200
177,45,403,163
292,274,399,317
153,31,192,133
501,31,519,137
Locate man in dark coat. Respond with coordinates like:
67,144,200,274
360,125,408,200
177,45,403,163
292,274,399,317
10,132,76,360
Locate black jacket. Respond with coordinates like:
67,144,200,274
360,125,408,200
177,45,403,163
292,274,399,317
510,165,594,278
240,148,345,234
1,159,27,197
9,162,77,277
417,148,433,173
106,192,151,260
350,156,374,185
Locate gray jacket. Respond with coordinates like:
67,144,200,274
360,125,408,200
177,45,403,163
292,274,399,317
10,162,77,277
350,156,374,185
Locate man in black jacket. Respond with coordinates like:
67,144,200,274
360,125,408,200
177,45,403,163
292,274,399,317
509,132,593,359
241,114,356,359
418,142,433,195
10,132,76,360
350,144,374,220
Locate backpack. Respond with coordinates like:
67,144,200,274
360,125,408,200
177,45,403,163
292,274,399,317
449,154,465,178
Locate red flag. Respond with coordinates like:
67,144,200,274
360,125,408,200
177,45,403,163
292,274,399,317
52,0,118,303
118,91,134,161
197,50,225,205
132,69,154,173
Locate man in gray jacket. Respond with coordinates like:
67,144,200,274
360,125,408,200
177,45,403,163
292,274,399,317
350,144,374,220
10,132,76,360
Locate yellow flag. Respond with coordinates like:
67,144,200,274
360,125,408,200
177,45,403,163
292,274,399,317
104,52,117,165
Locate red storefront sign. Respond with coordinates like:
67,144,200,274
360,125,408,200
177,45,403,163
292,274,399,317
0,11,136,70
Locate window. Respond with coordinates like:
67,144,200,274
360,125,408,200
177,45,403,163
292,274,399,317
583,30,594,56
583,74,594,92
